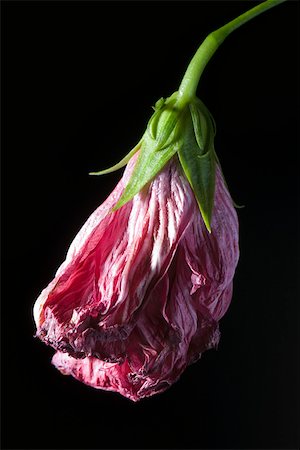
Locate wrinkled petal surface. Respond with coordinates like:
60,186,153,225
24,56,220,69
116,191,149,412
34,152,239,401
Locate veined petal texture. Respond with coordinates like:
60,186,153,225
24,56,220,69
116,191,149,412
34,152,239,400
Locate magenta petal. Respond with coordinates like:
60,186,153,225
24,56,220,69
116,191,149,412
34,155,196,359
34,154,239,401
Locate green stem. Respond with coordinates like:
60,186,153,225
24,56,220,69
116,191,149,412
176,0,286,107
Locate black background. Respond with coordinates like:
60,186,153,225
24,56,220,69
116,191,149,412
1,1,299,449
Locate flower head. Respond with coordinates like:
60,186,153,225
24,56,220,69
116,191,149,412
34,151,239,401
32,0,287,401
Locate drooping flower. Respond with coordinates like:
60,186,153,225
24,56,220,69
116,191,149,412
34,151,238,401
33,0,285,401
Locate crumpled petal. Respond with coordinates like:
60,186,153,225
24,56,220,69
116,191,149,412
34,152,239,401
34,153,196,360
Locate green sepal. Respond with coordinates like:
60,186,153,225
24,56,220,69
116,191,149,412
153,97,165,110
178,99,216,232
147,92,182,150
154,108,180,150
89,136,144,176
192,99,242,210
112,94,187,210
147,108,163,140
189,103,207,152
113,122,183,211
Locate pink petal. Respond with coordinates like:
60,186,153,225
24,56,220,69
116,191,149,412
34,152,239,401
34,155,197,361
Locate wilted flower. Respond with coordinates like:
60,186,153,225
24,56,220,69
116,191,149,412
33,0,284,401
34,149,239,401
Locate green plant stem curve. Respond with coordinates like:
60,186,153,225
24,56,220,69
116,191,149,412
176,0,286,108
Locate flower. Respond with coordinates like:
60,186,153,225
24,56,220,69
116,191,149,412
32,0,287,402
34,151,239,401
